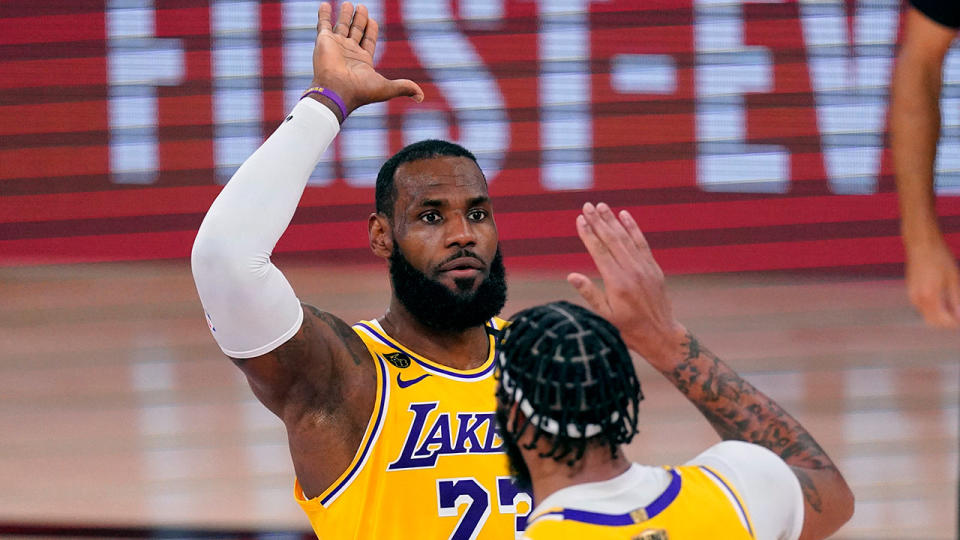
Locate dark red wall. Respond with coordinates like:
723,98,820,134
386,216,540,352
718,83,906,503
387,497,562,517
2,1,958,273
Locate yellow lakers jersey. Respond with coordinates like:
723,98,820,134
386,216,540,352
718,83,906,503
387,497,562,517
521,465,755,540
295,317,532,539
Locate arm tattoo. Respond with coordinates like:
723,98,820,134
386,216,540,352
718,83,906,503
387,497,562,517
312,307,366,366
667,332,835,513
792,469,823,513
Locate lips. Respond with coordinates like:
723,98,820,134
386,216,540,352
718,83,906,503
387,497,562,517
439,256,484,273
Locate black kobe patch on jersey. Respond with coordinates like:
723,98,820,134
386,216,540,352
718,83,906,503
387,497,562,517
384,352,411,368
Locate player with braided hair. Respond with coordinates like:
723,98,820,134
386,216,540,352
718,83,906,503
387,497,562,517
496,202,855,540
496,300,641,468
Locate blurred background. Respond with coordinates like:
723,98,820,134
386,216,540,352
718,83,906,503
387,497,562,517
1,0,958,538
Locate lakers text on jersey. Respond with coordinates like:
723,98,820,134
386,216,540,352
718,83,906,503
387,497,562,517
295,318,532,539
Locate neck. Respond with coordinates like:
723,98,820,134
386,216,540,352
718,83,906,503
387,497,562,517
379,298,490,370
526,446,632,507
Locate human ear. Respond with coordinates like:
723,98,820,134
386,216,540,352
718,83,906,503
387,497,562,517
368,213,393,259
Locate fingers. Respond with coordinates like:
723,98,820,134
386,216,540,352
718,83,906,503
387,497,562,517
911,286,959,328
390,78,425,102
619,209,666,280
618,209,650,253
317,2,333,34
360,16,379,56
581,202,648,270
946,277,960,328
582,203,623,267
923,303,959,328
567,273,612,318
334,1,353,37
576,212,617,273
575,211,634,305
908,265,960,328
349,4,367,43
927,278,960,328
368,78,424,104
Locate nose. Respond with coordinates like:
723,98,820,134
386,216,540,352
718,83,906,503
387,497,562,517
445,212,477,248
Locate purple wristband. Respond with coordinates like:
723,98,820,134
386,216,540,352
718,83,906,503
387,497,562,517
300,86,348,121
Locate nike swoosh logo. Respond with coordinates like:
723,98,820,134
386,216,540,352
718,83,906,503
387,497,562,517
397,372,430,388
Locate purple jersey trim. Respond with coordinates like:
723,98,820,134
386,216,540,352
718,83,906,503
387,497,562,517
319,353,389,506
532,468,682,527
353,320,498,380
699,466,754,538
645,467,682,517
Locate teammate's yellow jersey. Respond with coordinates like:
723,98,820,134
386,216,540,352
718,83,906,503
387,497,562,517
295,317,532,539
522,465,755,540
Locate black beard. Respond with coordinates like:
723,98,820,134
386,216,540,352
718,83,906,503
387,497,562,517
388,244,507,333
495,403,533,493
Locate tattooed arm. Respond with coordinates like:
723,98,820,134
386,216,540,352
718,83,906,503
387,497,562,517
661,332,853,540
568,202,854,540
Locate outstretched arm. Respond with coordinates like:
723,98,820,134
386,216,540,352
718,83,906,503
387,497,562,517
890,7,959,328
306,2,422,121
191,2,422,412
567,202,854,540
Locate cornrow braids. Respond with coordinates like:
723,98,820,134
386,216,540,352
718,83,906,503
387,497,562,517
496,301,642,466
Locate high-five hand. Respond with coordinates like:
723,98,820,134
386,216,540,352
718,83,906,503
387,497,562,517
905,239,960,328
567,202,686,368
311,2,423,119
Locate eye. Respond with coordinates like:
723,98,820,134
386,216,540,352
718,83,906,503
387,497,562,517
420,211,442,224
467,209,488,222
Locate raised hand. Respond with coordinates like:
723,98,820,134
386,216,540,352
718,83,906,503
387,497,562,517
311,2,423,119
567,202,686,367
905,239,960,328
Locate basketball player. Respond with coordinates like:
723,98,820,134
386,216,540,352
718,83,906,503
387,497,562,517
891,0,960,328
496,203,854,539
192,3,525,538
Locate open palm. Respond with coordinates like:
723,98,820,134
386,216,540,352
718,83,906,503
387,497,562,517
312,2,422,116
567,203,686,367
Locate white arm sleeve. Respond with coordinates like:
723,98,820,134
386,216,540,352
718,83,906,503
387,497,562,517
191,98,340,358
687,440,805,540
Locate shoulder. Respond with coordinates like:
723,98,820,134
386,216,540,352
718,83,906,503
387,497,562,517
687,441,804,540
301,304,371,359
686,440,797,495
688,440,785,470
227,303,377,434
272,304,377,412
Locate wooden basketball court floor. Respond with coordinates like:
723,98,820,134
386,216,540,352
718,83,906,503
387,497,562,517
1,261,957,539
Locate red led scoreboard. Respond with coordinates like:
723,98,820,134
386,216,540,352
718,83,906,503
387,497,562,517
2,0,959,273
